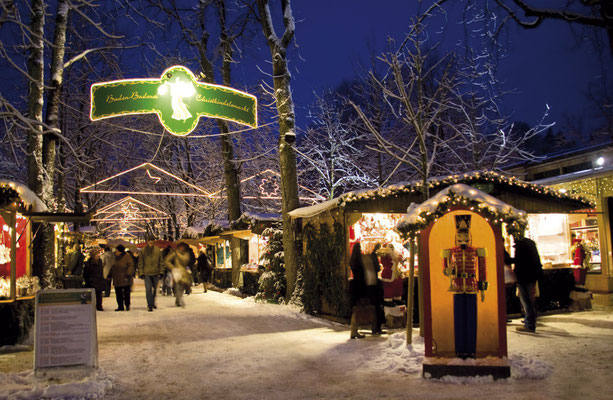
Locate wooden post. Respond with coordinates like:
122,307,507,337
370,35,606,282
406,236,416,344
9,211,17,300
418,234,424,337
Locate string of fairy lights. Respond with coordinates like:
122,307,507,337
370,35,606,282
338,171,594,209
551,176,613,204
395,189,527,238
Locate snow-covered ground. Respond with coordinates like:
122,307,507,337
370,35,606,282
1,288,612,400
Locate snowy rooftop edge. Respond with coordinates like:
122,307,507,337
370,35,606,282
288,170,589,220
399,183,527,227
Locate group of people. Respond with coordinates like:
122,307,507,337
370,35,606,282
349,227,543,342
349,242,406,339
71,236,213,312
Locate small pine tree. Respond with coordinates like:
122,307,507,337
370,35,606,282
255,227,286,303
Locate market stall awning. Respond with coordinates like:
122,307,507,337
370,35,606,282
220,230,254,240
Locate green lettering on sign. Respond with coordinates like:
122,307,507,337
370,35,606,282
90,65,257,136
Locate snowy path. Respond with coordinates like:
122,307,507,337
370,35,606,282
2,288,613,400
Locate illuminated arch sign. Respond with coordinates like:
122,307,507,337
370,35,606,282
90,65,257,136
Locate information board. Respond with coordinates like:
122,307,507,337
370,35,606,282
34,289,98,376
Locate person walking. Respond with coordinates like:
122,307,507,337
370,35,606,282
138,236,165,312
161,246,173,296
165,242,192,307
197,250,212,293
510,231,543,333
101,246,114,297
110,245,135,311
83,248,106,311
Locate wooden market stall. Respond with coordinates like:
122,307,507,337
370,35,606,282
183,213,280,293
1,181,92,345
288,171,594,320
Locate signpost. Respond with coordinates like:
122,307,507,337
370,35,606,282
90,65,257,136
34,289,98,378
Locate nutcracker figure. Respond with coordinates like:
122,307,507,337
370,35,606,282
441,215,488,358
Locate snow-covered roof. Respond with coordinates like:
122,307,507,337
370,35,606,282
397,184,527,233
289,170,592,220
288,197,340,219
0,179,48,212
240,212,281,222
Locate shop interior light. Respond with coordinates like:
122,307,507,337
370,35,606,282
596,156,605,166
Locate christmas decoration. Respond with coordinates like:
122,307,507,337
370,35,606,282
81,163,211,197
0,243,10,264
295,221,349,317
255,227,286,304
0,184,20,209
338,171,593,210
91,65,257,136
397,184,528,238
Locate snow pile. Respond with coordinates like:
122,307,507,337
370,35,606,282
365,332,425,375
0,368,112,400
363,331,552,383
223,287,244,297
0,344,31,355
508,353,553,380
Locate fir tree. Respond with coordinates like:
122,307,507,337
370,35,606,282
256,227,286,303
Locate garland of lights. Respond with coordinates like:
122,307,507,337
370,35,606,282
338,171,594,210
0,184,20,209
395,190,528,238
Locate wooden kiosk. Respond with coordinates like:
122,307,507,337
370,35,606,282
398,184,529,379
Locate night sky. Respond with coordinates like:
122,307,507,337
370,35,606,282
285,1,611,135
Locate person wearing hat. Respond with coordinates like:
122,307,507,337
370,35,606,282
110,244,135,311
138,235,165,311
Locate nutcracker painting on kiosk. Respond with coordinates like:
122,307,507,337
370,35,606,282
441,215,487,359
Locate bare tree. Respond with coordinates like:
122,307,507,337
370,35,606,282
490,0,613,54
297,92,376,199
349,18,462,200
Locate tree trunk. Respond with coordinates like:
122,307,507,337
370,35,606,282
43,0,69,206
26,0,53,287
257,0,300,301
26,0,45,196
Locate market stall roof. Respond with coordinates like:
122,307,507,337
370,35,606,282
0,180,48,212
135,239,176,249
289,171,593,219
22,211,93,223
397,184,527,236
221,229,254,240
532,164,613,186
183,220,231,239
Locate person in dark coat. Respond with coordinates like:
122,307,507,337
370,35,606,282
509,231,543,332
349,242,376,339
83,248,106,311
110,245,135,311
68,243,85,277
197,250,212,292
